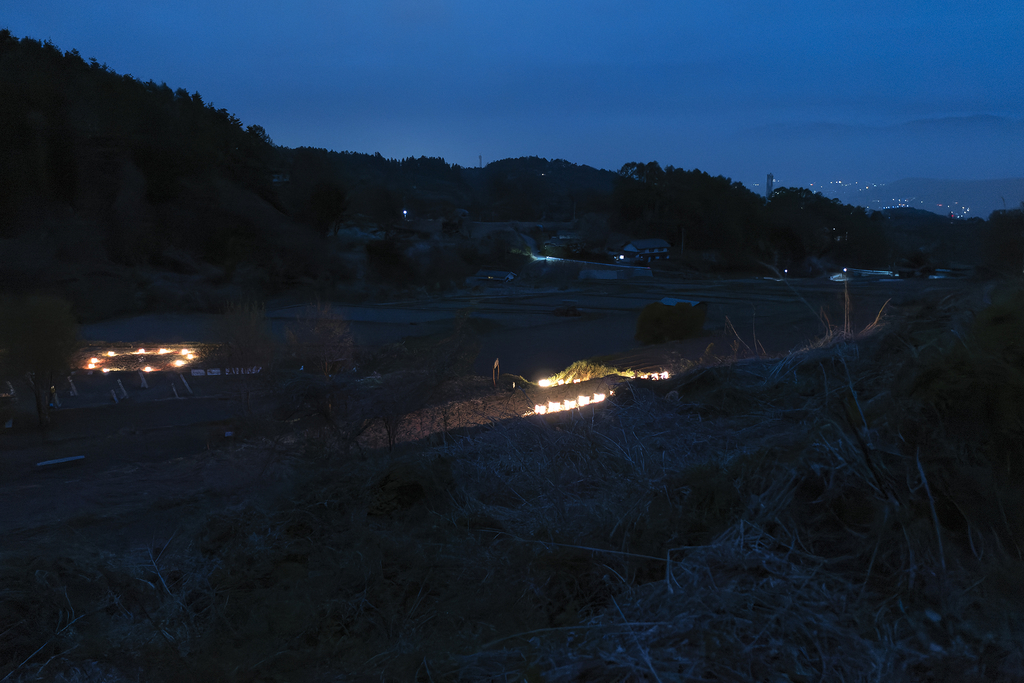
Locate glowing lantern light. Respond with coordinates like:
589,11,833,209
578,395,590,406
107,351,116,357
186,354,195,360
87,363,95,369
158,348,171,354
557,379,565,386
538,379,551,388
535,404,547,415
90,358,99,364
593,393,606,402
563,399,577,410
136,349,146,354
661,371,669,380
102,368,111,373
143,366,153,372
173,360,185,367
548,401,560,412
180,349,189,355
572,379,580,384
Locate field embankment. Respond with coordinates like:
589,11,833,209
2,281,1023,682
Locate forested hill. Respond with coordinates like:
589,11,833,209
3,29,1017,322
0,29,615,233
0,30,277,228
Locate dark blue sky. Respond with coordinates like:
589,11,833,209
6,1,1022,189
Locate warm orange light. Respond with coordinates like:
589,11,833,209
530,392,608,416
180,349,189,355
173,360,185,367
90,357,99,363
158,348,171,354
102,368,111,373
107,351,116,357
136,349,146,354
143,366,153,372
87,363,95,369
538,379,551,388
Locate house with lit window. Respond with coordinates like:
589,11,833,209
472,269,517,283
618,238,670,262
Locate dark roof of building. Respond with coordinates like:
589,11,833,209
625,238,671,250
474,270,516,280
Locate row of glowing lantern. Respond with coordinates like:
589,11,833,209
537,370,669,388
533,393,607,415
85,348,196,372
636,371,671,381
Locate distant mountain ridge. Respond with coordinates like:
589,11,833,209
827,177,1024,219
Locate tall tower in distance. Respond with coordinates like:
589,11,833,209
766,173,774,199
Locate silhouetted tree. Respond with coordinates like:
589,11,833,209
0,294,79,428
287,301,353,378
985,208,1024,274
309,182,348,237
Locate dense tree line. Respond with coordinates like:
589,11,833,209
613,161,892,271
280,150,616,224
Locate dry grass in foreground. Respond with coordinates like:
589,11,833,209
2,283,1024,682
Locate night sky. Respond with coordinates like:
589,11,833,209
5,1,1022,189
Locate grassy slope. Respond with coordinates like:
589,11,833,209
3,282,1024,682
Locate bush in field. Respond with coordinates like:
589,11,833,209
551,359,633,383
286,302,353,379
905,287,1024,478
635,301,706,344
